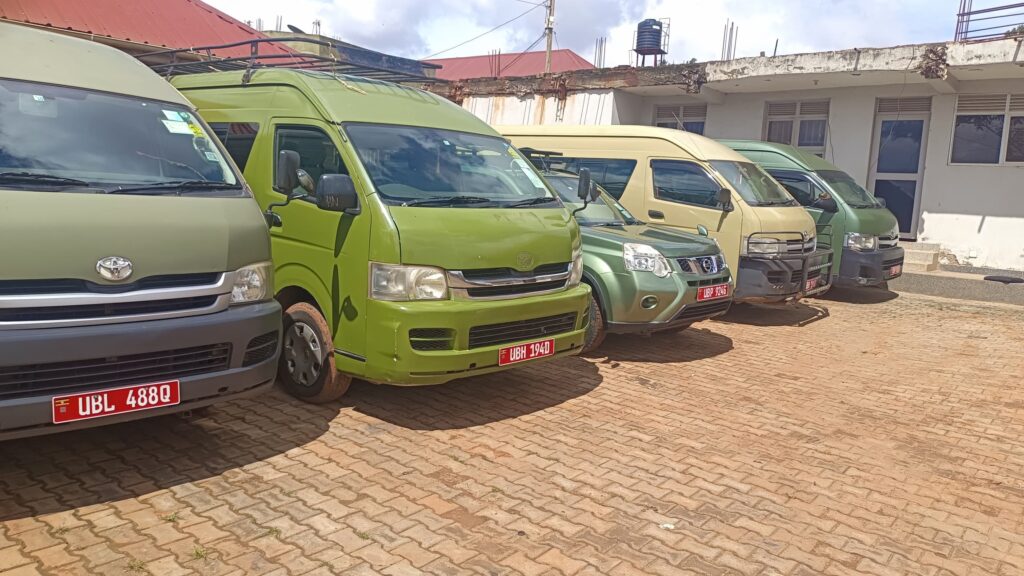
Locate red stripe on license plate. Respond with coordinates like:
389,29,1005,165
52,381,180,424
499,339,555,366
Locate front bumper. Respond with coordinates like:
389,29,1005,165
735,248,834,303
0,301,281,441
603,268,733,334
357,285,591,386
836,246,905,287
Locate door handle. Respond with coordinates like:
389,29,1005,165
648,210,665,219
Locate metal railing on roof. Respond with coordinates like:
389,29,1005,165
955,1,1024,42
136,36,443,84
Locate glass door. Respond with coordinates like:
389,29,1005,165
868,115,929,238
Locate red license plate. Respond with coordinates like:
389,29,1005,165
888,264,902,277
52,381,180,424
697,283,731,301
805,277,820,292
499,339,555,366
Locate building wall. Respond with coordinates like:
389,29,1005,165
461,82,1024,271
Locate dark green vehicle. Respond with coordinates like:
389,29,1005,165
540,167,734,351
721,141,904,288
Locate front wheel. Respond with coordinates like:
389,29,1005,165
582,293,607,353
278,302,352,403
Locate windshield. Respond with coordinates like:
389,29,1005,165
816,170,883,208
0,79,240,194
710,160,796,206
544,174,636,225
345,123,555,207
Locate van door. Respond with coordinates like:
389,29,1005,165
645,158,743,266
769,169,841,253
268,119,371,361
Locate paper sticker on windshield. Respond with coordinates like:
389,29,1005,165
189,124,205,138
513,158,546,189
162,120,193,134
162,110,184,121
204,151,220,162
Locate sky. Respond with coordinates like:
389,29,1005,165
204,0,967,65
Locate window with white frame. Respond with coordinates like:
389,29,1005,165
950,94,1024,164
654,104,707,135
763,100,830,156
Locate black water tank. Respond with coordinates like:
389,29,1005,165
636,19,663,54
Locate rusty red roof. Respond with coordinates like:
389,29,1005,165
425,49,594,81
0,0,293,57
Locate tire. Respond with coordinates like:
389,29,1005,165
278,302,351,403
582,293,607,353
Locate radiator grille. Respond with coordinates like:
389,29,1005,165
0,296,218,323
0,344,232,401
469,313,577,349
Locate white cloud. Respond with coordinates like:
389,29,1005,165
205,0,953,65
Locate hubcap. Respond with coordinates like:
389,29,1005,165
283,321,323,387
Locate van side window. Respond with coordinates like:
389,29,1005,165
275,126,349,196
209,122,259,171
651,160,721,208
538,157,637,199
769,171,819,207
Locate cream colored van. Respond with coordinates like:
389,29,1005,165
500,125,834,303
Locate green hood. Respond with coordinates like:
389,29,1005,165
388,206,578,270
846,206,899,237
580,224,720,258
0,191,270,282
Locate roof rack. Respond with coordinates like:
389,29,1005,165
137,36,443,85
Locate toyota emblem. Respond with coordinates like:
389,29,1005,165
96,256,133,281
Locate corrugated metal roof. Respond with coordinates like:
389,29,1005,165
425,49,594,81
0,0,293,58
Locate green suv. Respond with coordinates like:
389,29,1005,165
540,167,733,351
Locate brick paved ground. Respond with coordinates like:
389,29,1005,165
2,289,1024,576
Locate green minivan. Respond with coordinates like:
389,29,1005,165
532,162,733,352
172,69,590,401
721,141,904,288
0,24,280,440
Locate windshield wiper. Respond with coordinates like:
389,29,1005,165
0,172,92,187
505,196,560,208
758,199,797,207
401,195,494,207
106,180,242,195
585,222,626,227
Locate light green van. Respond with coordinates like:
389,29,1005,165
721,141,904,287
0,24,280,440
172,69,590,402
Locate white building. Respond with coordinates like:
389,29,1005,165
431,39,1024,272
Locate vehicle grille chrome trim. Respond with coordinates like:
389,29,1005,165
0,273,232,329
449,265,570,301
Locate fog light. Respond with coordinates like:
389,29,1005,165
641,295,659,309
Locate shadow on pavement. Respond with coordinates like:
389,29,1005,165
715,301,830,327
0,388,334,522
586,325,733,364
816,285,899,305
346,355,602,431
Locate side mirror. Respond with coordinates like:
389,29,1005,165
717,188,734,212
576,167,593,201
588,183,601,202
275,150,300,193
697,224,709,237
316,174,360,214
815,195,839,213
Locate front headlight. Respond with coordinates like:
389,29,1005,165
845,233,878,252
745,237,784,256
230,262,273,304
623,243,672,278
370,263,448,301
568,246,583,287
